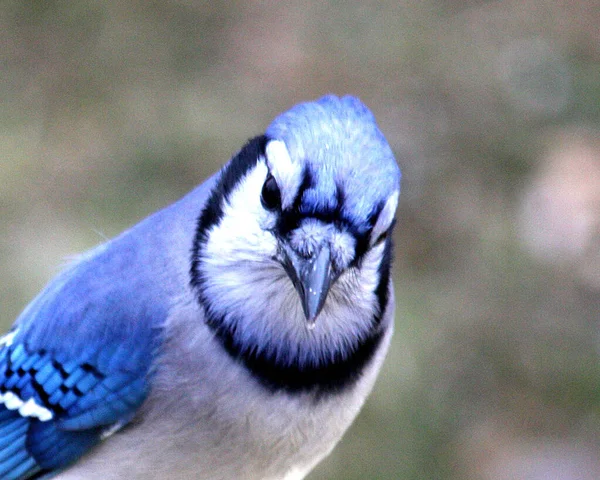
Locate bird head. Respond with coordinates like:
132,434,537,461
191,95,400,375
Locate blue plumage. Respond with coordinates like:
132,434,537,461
0,95,400,479
0,200,176,476
266,95,400,227
0,410,39,480
0,305,151,474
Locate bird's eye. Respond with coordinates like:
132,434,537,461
373,230,388,247
261,173,281,211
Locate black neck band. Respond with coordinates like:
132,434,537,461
190,135,391,395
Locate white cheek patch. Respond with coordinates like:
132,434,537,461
265,140,303,210
0,391,53,421
208,162,278,260
202,162,280,309
371,192,399,246
198,158,388,366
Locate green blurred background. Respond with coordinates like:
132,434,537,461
2,1,599,479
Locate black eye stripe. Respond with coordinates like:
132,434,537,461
191,135,268,293
367,201,385,229
291,166,314,212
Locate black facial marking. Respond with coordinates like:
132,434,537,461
274,166,314,235
190,135,268,292
204,310,385,396
274,168,366,247
368,200,386,230
373,231,394,324
295,166,314,211
351,201,387,266
335,181,346,212
191,137,392,396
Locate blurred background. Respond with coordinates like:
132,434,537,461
1,1,599,479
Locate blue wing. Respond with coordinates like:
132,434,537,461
0,173,215,480
0,231,169,479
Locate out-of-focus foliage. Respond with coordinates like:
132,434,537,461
1,1,599,479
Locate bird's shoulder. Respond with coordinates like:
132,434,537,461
0,176,216,478
0,235,160,477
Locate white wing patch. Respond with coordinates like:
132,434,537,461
0,328,54,421
0,391,53,421
0,330,17,348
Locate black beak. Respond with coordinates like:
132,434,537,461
281,243,334,326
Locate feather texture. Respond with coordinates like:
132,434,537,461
0,95,400,479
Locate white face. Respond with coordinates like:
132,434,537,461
198,141,397,365
265,140,302,210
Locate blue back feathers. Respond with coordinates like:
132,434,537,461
0,210,175,478
0,95,399,479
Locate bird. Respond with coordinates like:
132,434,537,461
0,95,401,480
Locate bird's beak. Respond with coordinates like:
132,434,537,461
281,243,334,326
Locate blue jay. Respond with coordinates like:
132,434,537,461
0,95,401,479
